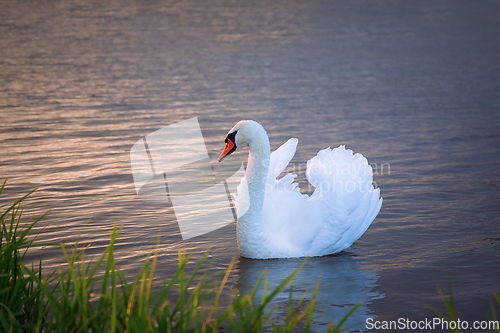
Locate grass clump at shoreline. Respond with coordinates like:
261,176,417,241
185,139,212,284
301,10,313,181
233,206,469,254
0,181,51,332
0,181,357,332
428,283,500,333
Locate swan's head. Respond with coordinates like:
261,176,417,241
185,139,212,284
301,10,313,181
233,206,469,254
218,120,265,162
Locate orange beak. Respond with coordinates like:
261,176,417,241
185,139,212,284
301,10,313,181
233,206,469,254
218,140,235,162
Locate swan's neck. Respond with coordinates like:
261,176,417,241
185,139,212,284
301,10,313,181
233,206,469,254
246,134,270,213
237,126,270,256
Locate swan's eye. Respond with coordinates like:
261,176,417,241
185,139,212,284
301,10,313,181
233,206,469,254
224,130,237,144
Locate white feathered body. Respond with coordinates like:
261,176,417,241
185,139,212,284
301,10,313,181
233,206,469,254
233,136,382,259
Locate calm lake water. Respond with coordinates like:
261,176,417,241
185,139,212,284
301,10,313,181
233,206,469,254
1,0,500,331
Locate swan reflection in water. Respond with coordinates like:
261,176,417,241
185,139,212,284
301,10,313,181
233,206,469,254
235,252,383,332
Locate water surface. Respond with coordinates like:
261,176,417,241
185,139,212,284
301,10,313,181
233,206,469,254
1,0,500,331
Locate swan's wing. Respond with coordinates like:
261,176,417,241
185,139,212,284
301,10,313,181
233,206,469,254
268,138,298,180
262,174,323,254
263,138,303,234
233,138,299,220
306,146,382,254
261,138,325,254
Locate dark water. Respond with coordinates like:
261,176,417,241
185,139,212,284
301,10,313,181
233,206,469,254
1,0,500,331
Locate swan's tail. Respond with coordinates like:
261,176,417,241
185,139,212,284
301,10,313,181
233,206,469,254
306,145,382,253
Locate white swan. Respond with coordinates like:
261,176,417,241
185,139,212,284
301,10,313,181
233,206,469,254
218,120,382,259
